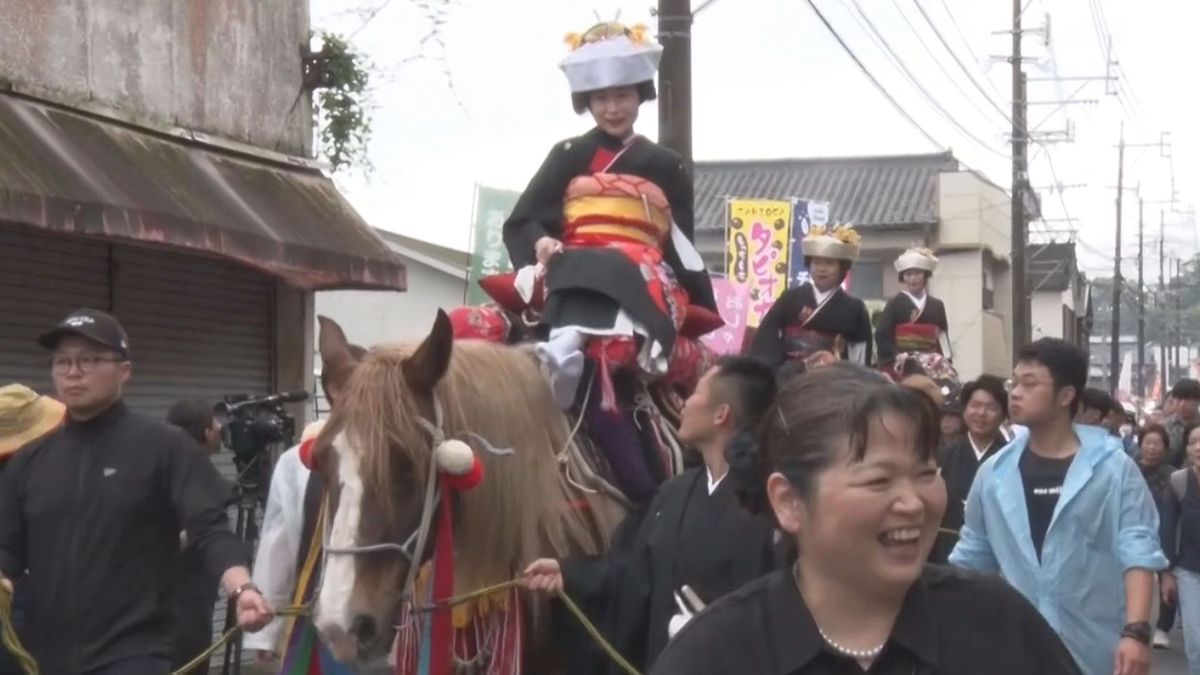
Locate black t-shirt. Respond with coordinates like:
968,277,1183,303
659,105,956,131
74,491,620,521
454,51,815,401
1019,450,1075,559
650,565,1082,675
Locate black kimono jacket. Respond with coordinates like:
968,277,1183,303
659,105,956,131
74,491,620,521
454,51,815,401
557,467,776,675
502,126,717,315
875,292,950,364
931,435,1005,564
750,284,873,368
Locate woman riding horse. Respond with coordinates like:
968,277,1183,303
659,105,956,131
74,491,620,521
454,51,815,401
875,247,951,370
485,20,719,504
749,225,872,370
875,247,958,393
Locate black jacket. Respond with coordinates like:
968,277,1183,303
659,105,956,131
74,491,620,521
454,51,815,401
560,468,776,674
0,402,244,674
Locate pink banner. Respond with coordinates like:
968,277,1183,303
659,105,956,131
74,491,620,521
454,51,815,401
701,277,750,355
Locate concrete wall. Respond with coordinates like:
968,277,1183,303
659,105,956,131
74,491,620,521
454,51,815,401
937,172,1011,259
0,0,311,155
314,262,467,369
934,250,985,380
1031,291,1065,341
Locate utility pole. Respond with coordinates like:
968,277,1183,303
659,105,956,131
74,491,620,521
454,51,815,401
1176,257,1183,377
657,0,693,163
1160,210,1168,395
1010,0,1029,361
1137,196,1145,399
1109,122,1124,395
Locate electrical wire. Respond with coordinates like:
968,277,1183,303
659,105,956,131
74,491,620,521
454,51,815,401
842,0,1010,159
887,0,1009,128
910,0,1011,123
932,0,1008,102
803,0,945,150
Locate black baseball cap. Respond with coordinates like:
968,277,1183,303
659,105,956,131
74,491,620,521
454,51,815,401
38,309,130,359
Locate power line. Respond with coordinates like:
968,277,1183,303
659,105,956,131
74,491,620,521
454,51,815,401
843,0,1010,159
911,0,1012,123
888,0,1009,127
804,0,944,149
933,0,1007,102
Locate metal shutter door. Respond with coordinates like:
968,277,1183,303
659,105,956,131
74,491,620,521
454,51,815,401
0,226,110,391
114,245,274,420
112,244,274,667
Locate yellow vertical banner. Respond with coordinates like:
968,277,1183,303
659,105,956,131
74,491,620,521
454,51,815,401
725,199,792,327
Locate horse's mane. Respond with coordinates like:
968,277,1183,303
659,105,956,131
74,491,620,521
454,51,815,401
338,339,614,592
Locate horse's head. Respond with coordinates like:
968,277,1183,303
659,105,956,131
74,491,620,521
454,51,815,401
312,311,455,662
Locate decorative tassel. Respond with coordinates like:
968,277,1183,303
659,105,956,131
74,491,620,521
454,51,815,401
426,479,457,675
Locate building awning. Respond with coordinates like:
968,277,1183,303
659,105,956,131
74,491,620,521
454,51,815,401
0,93,406,291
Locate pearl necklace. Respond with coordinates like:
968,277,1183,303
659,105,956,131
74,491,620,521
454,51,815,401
793,563,888,661
816,627,887,660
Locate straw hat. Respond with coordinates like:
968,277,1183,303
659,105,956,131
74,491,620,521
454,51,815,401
801,224,861,262
894,247,939,274
0,384,66,457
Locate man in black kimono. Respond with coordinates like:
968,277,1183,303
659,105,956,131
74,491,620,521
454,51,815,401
876,247,952,367
522,356,778,674
750,225,872,369
932,374,1008,563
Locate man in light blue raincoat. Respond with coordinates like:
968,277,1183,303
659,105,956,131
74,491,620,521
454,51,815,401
950,338,1167,675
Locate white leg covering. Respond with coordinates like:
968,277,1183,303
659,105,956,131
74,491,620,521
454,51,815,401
536,328,587,409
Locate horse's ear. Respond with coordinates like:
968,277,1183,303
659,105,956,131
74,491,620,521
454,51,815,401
318,316,359,390
403,310,454,395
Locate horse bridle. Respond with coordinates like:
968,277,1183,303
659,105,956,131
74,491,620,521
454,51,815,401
320,397,513,599
320,396,448,601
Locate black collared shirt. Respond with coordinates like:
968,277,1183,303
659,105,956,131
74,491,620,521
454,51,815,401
650,564,1081,674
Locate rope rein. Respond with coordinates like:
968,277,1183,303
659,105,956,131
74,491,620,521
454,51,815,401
0,578,642,675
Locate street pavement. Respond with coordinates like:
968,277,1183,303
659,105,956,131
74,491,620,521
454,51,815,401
1155,629,1188,674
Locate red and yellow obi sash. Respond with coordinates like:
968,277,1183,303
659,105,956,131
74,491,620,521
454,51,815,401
562,173,672,248
894,322,940,354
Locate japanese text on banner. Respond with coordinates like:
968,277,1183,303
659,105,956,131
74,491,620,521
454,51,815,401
788,199,830,289
725,199,792,327
700,276,751,355
466,186,521,306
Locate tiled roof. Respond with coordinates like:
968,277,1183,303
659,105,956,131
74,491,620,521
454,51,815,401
375,229,470,268
692,152,960,232
1028,241,1076,292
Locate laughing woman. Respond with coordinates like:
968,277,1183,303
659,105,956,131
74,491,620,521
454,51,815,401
651,363,1081,674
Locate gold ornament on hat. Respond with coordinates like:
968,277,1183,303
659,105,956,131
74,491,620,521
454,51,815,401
563,20,651,52
805,223,861,247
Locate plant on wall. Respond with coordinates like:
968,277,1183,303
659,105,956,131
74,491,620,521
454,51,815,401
306,32,371,172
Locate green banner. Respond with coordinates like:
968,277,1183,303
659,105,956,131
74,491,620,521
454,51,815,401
466,185,521,306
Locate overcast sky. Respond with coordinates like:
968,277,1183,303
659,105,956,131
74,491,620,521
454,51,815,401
310,0,1198,280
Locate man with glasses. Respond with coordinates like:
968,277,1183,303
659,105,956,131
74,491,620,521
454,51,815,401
951,338,1167,675
0,309,273,675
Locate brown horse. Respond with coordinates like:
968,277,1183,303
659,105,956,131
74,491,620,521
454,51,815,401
310,312,626,668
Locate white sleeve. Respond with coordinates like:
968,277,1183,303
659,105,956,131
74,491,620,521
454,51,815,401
243,447,308,653
938,331,953,360
847,341,868,365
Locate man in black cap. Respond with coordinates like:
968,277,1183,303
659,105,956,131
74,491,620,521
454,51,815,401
0,309,273,675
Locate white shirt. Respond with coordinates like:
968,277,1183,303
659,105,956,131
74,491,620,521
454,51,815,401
242,445,310,652
967,433,997,462
902,291,927,313
706,467,728,495
811,283,837,306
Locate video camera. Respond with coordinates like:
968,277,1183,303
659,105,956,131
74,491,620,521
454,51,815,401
217,391,308,486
